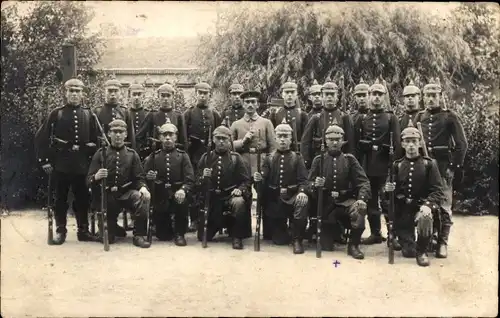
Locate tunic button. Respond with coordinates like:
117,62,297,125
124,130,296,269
410,167,414,171
409,178,412,182
167,168,170,171
280,170,283,173
74,115,78,119
409,184,412,187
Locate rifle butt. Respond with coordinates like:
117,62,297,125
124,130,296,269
47,173,54,245
254,202,262,251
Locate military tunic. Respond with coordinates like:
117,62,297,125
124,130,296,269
195,150,252,240
307,108,322,121
268,106,309,149
399,110,419,133
300,109,355,168
222,104,246,127
87,145,149,237
136,109,188,152
351,108,368,128
94,104,136,149
387,156,445,253
143,148,195,238
128,107,149,159
34,104,98,233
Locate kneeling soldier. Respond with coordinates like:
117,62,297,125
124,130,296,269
144,123,195,246
383,121,445,266
87,119,151,248
253,122,309,254
308,124,371,259
196,125,252,249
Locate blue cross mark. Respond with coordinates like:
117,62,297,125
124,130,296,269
332,260,341,268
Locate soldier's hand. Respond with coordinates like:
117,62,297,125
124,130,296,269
203,168,212,178
146,170,157,181
174,189,186,203
95,168,108,181
253,172,263,182
231,188,242,197
314,177,325,188
42,163,53,174
384,182,396,192
139,186,151,201
296,192,308,206
243,131,254,141
86,142,96,148
419,205,432,219
354,200,367,211
445,168,454,182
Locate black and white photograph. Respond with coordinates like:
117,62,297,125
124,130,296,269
1,1,498,317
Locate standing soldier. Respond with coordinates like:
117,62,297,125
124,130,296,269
137,83,188,153
301,78,355,169
222,82,246,127
351,78,370,127
307,79,324,121
383,121,445,266
355,78,402,245
127,82,149,160
87,119,151,247
144,123,195,246
253,121,309,254
399,80,421,130
35,78,98,244
268,78,309,150
413,78,468,258
183,80,222,232
308,124,371,258
196,126,252,249
231,89,277,175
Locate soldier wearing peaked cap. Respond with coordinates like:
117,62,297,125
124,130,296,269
143,122,195,246
195,125,252,249
267,78,309,151
307,124,371,258
413,78,468,259
300,77,355,169
221,82,246,127
351,78,370,125
34,77,99,244
383,120,445,266
127,82,149,160
399,80,422,130
183,79,222,232
137,83,188,157
253,121,310,254
87,119,151,248
307,79,324,120
354,78,403,246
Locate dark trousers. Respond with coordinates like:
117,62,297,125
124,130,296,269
104,190,149,237
395,206,430,254
264,198,308,245
54,171,90,233
197,196,248,240
153,198,188,240
366,175,386,235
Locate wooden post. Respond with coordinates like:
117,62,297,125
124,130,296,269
61,44,77,82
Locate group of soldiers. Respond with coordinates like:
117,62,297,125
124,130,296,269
35,74,467,267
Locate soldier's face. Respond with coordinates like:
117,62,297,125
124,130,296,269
325,134,343,151
130,91,143,108
276,132,292,151
308,92,323,108
65,88,83,105
322,91,338,109
282,89,297,105
424,92,439,109
369,91,384,108
404,94,420,111
213,135,230,152
402,137,420,157
243,98,258,114
355,93,368,108
159,92,173,109
108,129,127,147
196,90,210,105
230,92,242,107
159,131,177,149
105,87,121,104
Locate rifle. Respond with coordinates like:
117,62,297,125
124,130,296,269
254,130,263,251
47,123,55,245
201,126,213,248
416,122,429,157
340,75,346,113
100,137,110,252
387,132,395,264
316,124,326,258
291,117,299,152
146,132,158,244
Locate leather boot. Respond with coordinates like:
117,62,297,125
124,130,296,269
402,247,416,258
387,237,402,251
347,244,365,259
361,215,386,244
133,236,151,248
115,224,127,238
361,234,384,245
436,224,451,258
232,238,243,250
293,239,304,254
174,235,187,247
416,253,430,267
53,230,67,245
77,229,98,242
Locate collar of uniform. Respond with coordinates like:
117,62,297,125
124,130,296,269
110,144,125,151
358,107,368,114
370,108,385,114
196,103,209,110
243,113,259,122
426,107,442,114
105,103,119,108
276,148,291,155
163,146,176,153
405,155,421,162
130,107,143,111
328,149,342,157
406,109,419,115
66,103,81,109
323,107,338,113
214,149,229,156
232,104,243,110
160,108,172,113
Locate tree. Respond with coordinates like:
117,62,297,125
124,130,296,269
1,2,104,210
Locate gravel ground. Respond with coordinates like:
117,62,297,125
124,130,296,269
1,210,498,317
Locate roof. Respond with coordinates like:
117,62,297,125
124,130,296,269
96,36,200,69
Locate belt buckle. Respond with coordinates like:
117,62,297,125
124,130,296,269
372,145,379,151
331,191,339,198
165,183,171,189
215,189,221,194
249,148,256,153
110,186,118,192
280,188,287,195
